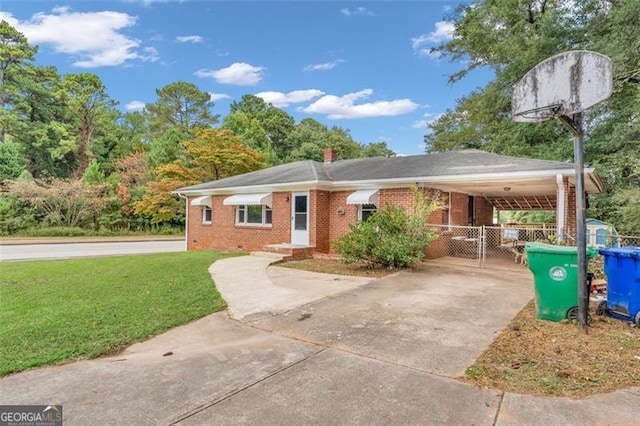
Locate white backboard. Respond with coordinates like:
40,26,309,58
512,50,613,123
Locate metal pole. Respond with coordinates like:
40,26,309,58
573,112,589,334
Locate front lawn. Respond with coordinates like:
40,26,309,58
0,251,236,376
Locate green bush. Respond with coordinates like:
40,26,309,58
334,188,439,269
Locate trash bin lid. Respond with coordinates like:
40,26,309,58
598,246,640,259
526,242,597,257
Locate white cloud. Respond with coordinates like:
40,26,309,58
303,89,418,120
411,112,443,128
195,62,265,86
340,7,374,17
209,92,230,102
125,100,146,111
256,90,325,108
1,8,154,68
176,35,203,43
303,59,345,72
125,0,170,6
412,20,455,58
428,21,455,42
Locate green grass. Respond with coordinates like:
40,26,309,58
0,251,238,376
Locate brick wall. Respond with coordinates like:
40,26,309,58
186,187,490,257
310,190,331,252
555,177,577,244
328,191,358,252
187,192,291,252
449,192,469,226
474,196,494,226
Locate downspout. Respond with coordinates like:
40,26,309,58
556,174,565,242
176,193,188,251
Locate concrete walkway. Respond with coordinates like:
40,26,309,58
209,253,372,321
1,253,639,425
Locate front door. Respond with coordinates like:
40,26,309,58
291,192,309,246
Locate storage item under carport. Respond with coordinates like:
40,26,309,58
595,247,640,326
525,242,597,322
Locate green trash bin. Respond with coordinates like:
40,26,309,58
525,242,597,321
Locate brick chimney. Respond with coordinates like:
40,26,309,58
323,148,338,164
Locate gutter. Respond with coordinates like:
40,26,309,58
176,193,189,251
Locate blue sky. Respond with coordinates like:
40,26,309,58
2,1,493,156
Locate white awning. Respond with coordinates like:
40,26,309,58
223,193,272,208
346,189,379,206
190,196,212,207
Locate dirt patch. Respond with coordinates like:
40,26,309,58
464,300,640,398
277,258,397,279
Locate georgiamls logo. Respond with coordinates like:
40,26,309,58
549,266,568,281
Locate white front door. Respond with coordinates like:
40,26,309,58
291,192,309,246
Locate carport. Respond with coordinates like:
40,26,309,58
424,164,604,269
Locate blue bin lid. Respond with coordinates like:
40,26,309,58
598,247,640,259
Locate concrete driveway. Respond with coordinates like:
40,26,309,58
252,264,532,377
1,256,639,425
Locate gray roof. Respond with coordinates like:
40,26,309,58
176,150,575,192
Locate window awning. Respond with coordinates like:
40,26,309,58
223,193,272,208
346,189,379,207
190,195,212,207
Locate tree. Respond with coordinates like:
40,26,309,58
145,81,218,136
113,111,150,156
60,73,119,177
222,110,276,163
8,178,106,228
0,140,23,181
361,141,396,158
146,126,191,171
286,118,362,162
135,128,265,224
12,66,79,178
424,0,640,231
229,95,295,161
0,21,38,143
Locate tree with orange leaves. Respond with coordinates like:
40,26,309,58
135,128,265,224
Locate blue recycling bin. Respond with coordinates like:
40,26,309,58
597,247,640,326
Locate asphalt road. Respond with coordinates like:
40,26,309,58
0,240,186,261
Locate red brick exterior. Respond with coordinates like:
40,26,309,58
187,192,291,252
474,196,494,226
449,192,469,226
310,190,331,252
187,186,486,257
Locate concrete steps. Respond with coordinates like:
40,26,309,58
260,243,316,260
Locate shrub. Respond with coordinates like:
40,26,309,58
334,187,439,269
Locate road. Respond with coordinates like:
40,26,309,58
0,240,185,261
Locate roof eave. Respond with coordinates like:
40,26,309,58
173,180,334,196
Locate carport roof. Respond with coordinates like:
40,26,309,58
175,150,603,203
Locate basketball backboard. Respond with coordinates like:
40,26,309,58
512,50,613,123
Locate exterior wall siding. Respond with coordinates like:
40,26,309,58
187,192,291,252
328,191,358,252
474,196,494,226
449,192,470,226
186,187,504,258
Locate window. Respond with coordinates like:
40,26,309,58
202,207,212,224
359,204,377,222
236,205,272,226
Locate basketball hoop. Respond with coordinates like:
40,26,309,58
512,50,613,334
512,50,613,123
